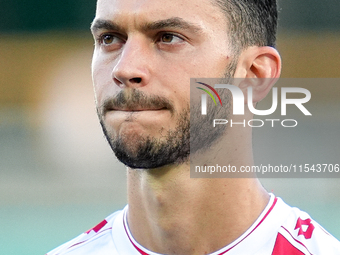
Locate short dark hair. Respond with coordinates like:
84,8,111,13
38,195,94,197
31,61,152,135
214,0,278,53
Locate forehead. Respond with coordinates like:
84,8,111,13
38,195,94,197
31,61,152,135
95,0,227,31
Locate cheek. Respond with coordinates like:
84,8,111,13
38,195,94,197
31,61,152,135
92,55,118,106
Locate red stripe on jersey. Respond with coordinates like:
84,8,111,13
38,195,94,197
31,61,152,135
217,197,278,254
280,226,313,255
272,233,305,255
85,219,108,234
123,216,150,255
67,227,112,251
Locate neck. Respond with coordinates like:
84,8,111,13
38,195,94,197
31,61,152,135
126,121,269,255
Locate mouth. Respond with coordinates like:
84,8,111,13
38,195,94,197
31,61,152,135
106,107,168,113
101,89,175,116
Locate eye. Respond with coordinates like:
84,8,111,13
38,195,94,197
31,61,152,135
102,34,115,45
98,33,124,46
159,33,184,44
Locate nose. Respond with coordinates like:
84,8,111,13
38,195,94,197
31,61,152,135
112,37,150,88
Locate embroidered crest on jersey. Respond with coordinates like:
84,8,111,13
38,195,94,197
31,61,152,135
294,218,315,239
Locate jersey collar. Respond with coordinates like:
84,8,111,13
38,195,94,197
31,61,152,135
113,194,290,255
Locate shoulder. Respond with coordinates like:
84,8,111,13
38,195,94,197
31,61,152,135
272,200,340,255
46,209,124,255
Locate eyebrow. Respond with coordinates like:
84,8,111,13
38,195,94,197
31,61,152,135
91,19,122,33
142,17,202,33
90,17,202,34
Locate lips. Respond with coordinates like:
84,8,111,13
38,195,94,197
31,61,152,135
103,100,171,115
109,107,167,112
102,104,169,116
100,89,174,116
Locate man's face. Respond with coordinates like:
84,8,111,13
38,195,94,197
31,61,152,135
91,0,234,169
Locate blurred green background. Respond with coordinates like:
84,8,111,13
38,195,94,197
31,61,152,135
0,0,340,254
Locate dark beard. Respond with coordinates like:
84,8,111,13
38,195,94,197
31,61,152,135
98,88,231,169
190,87,232,155
98,89,190,169
99,106,190,169
97,62,236,169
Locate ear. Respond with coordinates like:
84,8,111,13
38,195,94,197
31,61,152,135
234,46,281,103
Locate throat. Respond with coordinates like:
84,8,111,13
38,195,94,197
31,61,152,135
126,168,270,255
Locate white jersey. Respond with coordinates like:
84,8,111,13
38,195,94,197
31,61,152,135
47,194,340,255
